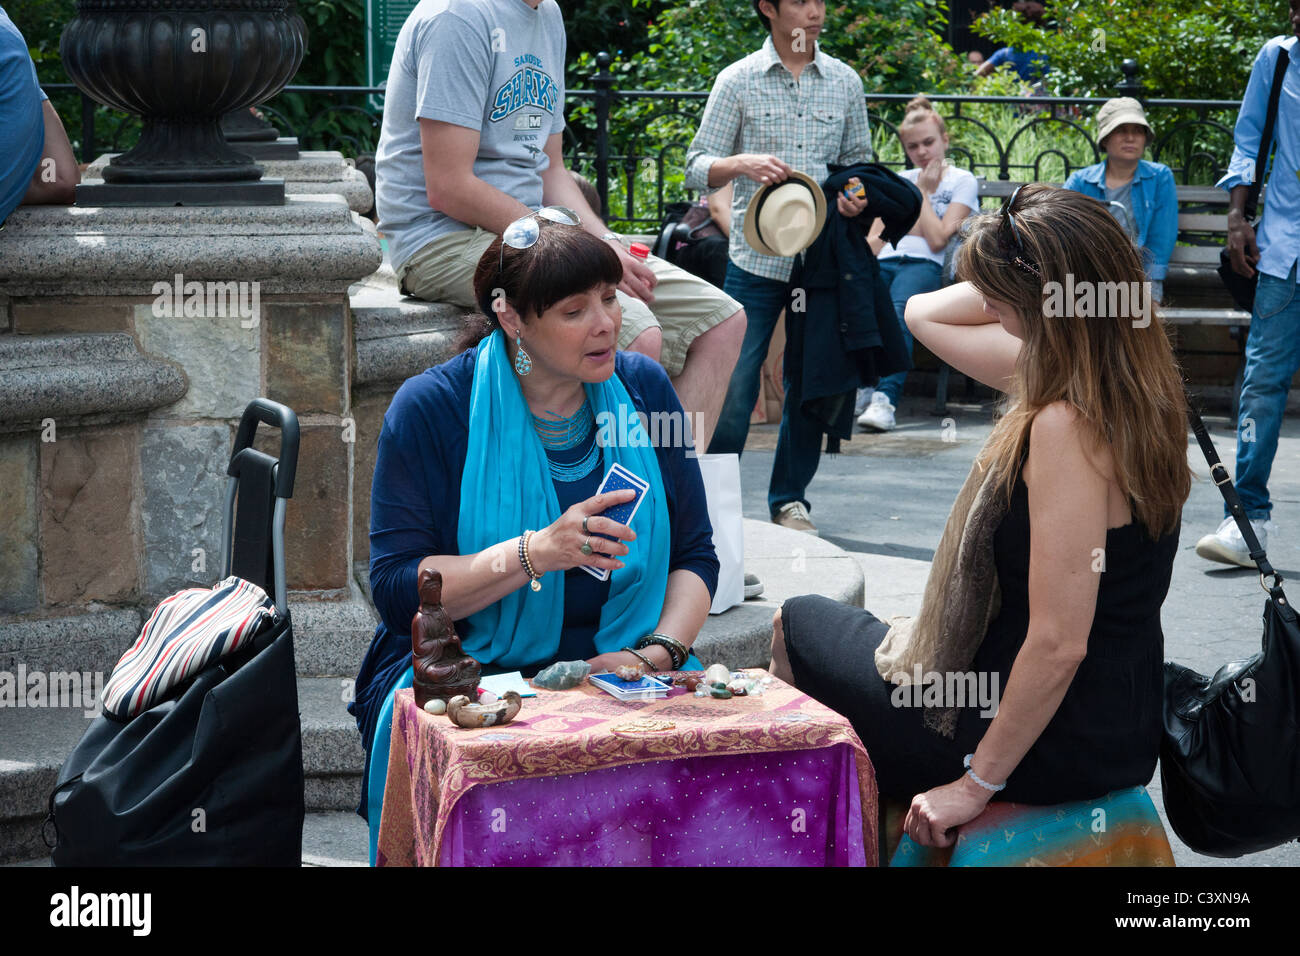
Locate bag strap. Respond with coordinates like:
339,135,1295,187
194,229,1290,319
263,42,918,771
1184,390,1281,585
1244,44,1290,221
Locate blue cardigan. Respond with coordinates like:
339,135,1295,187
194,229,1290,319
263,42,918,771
1063,159,1178,281
349,348,719,756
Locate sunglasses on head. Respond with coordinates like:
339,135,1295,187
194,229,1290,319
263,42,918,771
1000,185,1042,279
499,205,582,278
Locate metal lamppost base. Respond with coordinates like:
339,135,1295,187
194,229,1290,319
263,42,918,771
75,178,287,207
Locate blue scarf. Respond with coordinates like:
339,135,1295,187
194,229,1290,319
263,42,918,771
457,331,670,666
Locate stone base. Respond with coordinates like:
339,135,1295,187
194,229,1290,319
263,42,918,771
0,606,143,677
291,595,379,677
229,137,301,161
75,178,287,207
0,194,381,297
84,151,374,215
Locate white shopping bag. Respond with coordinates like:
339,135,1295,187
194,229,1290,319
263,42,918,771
696,452,745,614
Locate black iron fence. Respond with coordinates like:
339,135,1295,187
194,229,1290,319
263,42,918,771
48,55,1244,231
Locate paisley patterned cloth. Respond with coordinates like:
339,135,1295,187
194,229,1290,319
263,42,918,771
883,785,1175,867
376,671,878,866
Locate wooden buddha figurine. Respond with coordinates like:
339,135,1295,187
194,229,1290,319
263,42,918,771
411,568,481,708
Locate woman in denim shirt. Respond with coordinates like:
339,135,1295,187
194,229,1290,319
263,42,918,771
1064,98,1178,302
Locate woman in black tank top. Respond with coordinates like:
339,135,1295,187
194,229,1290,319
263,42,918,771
771,185,1193,849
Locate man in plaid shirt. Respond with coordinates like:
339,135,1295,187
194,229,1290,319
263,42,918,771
685,0,871,536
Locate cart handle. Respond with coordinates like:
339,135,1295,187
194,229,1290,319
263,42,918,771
229,399,299,499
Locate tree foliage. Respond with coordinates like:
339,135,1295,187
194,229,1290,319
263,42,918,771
973,0,1283,99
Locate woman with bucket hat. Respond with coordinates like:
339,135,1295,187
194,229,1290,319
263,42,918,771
1063,97,1178,303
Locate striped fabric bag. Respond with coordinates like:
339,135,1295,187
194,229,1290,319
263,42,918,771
102,576,277,721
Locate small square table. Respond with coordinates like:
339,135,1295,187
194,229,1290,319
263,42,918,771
377,669,877,866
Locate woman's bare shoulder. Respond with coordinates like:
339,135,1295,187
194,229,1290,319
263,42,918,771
1026,401,1115,483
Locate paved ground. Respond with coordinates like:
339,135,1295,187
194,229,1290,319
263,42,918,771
742,394,1300,867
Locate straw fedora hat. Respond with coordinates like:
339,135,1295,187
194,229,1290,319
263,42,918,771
742,170,828,258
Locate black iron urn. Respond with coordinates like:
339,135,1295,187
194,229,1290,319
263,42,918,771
61,0,306,204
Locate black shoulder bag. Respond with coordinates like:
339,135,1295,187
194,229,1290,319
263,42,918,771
1160,398,1300,856
1217,45,1289,313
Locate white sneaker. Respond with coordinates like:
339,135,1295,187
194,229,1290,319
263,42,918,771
1195,515,1270,568
854,387,875,417
773,501,819,536
858,391,896,432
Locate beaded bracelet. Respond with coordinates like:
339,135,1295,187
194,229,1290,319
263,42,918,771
518,531,541,592
636,633,687,671
963,753,1005,792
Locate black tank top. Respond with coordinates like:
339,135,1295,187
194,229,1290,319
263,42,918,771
966,464,1180,804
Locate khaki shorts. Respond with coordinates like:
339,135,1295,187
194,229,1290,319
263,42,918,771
396,228,741,378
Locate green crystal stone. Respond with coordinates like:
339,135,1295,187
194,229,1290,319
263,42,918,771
532,659,592,690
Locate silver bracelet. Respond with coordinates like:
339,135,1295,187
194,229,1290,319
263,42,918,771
963,753,1005,792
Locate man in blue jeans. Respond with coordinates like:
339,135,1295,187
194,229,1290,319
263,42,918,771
1196,11,1300,567
684,0,870,535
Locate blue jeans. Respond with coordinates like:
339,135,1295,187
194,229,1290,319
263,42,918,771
1233,264,1300,520
708,263,824,517
873,257,943,406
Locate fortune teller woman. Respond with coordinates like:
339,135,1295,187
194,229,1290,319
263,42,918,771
349,212,718,854
771,185,1192,851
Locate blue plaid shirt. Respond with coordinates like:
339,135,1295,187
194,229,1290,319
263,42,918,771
684,37,870,282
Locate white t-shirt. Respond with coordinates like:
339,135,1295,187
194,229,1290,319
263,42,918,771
878,165,979,266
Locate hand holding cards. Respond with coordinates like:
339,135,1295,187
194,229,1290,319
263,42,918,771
581,463,650,581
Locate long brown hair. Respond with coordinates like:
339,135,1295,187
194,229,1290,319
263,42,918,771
955,183,1191,537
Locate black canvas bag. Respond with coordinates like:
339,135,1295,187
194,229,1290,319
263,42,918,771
44,399,306,866
1217,45,1289,313
1160,399,1300,856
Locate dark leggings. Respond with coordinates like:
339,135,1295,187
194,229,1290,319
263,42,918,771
781,595,993,803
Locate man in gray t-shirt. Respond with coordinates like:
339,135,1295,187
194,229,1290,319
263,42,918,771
374,0,745,451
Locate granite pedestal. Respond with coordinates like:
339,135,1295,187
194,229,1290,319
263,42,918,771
0,194,383,684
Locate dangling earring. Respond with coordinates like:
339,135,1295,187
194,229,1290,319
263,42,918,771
514,331,532,376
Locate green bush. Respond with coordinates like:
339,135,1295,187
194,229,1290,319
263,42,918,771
973,0,1281,100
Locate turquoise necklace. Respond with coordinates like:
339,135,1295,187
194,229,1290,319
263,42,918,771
532,399,600,482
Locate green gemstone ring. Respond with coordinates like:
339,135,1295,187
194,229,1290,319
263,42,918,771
580,537,594,556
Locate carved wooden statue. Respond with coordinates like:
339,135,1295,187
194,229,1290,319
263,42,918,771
411,568,481,708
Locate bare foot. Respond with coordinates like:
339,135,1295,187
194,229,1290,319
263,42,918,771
769,606,795,685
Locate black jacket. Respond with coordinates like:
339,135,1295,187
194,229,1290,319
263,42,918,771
785,163,922,449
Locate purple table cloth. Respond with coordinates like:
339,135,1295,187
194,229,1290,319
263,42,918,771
377,672,878,866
